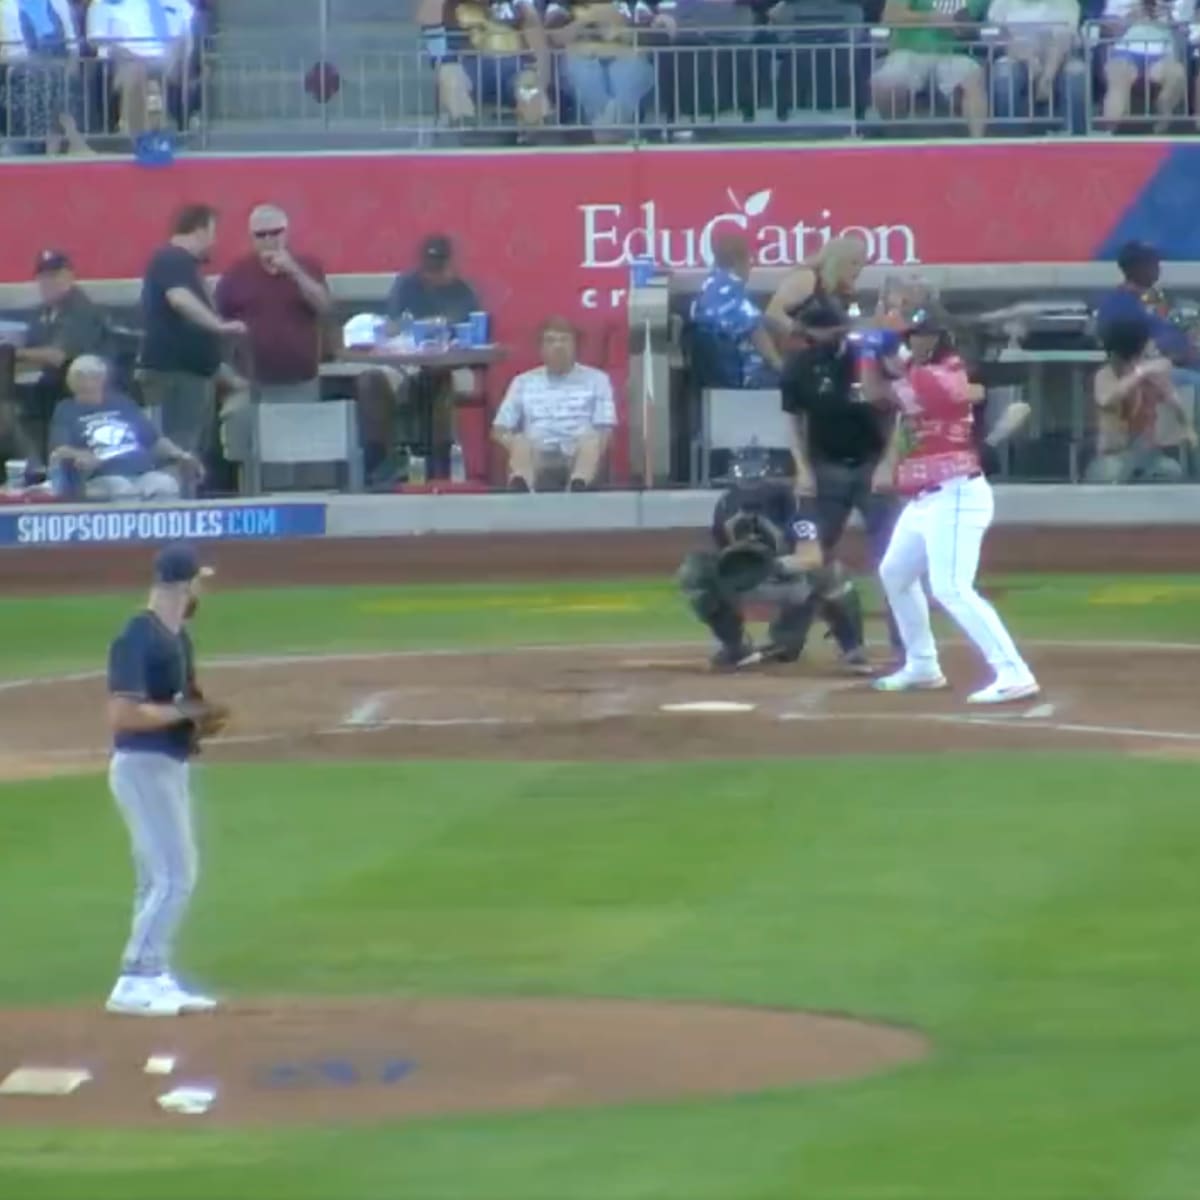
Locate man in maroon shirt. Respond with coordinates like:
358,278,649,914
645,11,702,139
214,204,331,476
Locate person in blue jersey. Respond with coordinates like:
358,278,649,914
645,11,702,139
104,541,230,1017
690,233,787,389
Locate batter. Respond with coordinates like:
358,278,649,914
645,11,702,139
866,311,1039,704
104,542,229,1016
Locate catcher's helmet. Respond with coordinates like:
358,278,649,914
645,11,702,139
728,444,776,484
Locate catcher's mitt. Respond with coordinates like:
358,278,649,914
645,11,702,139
715,539,777,593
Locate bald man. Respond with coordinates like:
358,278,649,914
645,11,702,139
215,205,331,475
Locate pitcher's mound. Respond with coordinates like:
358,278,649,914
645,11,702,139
0,997,927,1126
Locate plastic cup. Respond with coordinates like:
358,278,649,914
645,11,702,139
468,311,489,346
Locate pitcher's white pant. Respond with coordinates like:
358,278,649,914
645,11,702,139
878,474,1032,681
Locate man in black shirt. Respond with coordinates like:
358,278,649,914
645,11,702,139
781,312,903,653
359,234,484,483
140,204,246,460
386,234,481,324
12,251,109,462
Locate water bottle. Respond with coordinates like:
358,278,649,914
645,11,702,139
397,310,415,350
449,440,466,484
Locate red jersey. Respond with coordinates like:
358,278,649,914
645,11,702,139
891,354,981,495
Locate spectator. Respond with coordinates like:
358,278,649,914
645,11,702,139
1087,316,1195,482
690,232,785,389
766,235,867,353
387,234,480,324
421,0,551,129
85,0,195,138
491,316,616,491
0,0,82,153
1095,241,1197,366
214,204,330,467
48,354,202,499
987,0,1087,134
544,0,674,140
15,249,109,460
139,203,245,461
1097,0,1191,128
870,0,990,137
357,234,482,483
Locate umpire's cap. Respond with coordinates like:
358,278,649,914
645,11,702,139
154,542,216,585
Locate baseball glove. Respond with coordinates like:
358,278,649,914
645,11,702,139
175,694,232,750
716,539,777,593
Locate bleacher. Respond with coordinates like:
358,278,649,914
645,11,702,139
2,1,1199,151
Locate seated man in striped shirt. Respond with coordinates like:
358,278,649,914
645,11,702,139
491,316,617,491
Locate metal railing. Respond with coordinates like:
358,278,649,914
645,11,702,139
2,20,1200,151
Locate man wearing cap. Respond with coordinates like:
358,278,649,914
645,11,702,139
105,541,225,1017
356,234,484,483
12,250,108,460
215,204,330,481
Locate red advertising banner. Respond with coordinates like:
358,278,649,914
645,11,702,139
0,141,1177,478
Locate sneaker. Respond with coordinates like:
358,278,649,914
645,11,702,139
509,476,531,493
710,639,759,672
840,648,876,676
967,677,1040,705
156,974,219,1013
106,974,186,1017
757,641,801,665
871,666,948,693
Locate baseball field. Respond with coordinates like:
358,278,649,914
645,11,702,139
2,529,1200,1200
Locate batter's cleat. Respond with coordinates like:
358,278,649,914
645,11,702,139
967,677,1041,705
710,639,759,672
872,666,948,693
839,648,876,676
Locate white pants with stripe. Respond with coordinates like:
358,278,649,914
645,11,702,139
878,474,1032,682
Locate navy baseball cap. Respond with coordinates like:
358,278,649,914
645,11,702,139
34,249,71,276
153,542,215,585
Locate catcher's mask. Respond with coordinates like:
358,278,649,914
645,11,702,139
728,445,775,485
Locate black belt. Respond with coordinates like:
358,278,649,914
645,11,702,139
916,471,982,499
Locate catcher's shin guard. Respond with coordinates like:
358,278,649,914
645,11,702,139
818,578,865,656
678,551,746,651
765,592,818,660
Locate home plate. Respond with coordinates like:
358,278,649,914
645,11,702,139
660,701,758,714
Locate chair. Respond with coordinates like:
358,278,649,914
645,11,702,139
695,388,791,485
245,399,363,495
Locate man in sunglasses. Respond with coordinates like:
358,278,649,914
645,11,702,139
215,204,331,483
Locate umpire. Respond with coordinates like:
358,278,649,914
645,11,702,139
781,287,904,650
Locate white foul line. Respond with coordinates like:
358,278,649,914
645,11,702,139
778,709,1200,744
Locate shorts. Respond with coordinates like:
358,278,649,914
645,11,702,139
1106,44,1178,77
456,54,528,105
872,50,981,98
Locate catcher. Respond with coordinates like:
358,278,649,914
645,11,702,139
103,541,230,1017
677,446,871,673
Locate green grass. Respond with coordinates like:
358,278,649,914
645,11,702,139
3,756,1200,1199
2,572,1200,677
3,570,1200,1198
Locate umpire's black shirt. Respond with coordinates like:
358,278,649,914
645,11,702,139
781,344,887,468
782,284,888,468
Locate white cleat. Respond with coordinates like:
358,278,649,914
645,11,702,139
105,974,218,1016
158,974,219,1013
871,667,948,693
967,678,1041,705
